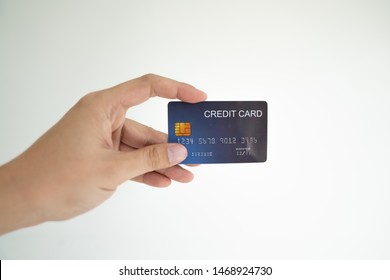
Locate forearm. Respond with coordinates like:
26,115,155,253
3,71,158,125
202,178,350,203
0,158,43,235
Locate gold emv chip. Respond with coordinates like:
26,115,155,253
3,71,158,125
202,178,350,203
175,122,191,136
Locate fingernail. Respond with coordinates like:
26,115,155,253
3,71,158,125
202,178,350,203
168,144,188,164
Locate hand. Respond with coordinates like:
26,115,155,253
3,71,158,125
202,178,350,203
0,74,207,235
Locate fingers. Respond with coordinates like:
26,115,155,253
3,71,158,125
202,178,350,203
116,143,188,183
158,165,194,183
120,142,194,186
132,165,194,187
106,74,207,185
120,119,167,149
132,172,172,188
109,74,207,108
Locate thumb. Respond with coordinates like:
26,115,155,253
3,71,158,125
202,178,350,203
118,143,188,180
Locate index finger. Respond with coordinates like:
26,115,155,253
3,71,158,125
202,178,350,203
108,74,207,109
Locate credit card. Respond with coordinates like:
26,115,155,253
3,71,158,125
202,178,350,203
168,101,267,164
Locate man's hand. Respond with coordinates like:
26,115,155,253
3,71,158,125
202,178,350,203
0,74,207,235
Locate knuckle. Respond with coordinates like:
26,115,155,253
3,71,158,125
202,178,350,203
138,74,158,97
77,91,99,107
143,146,165,171
143,125,163,145
140,73,157,81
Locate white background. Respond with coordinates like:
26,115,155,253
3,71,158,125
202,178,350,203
0,0,389,259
